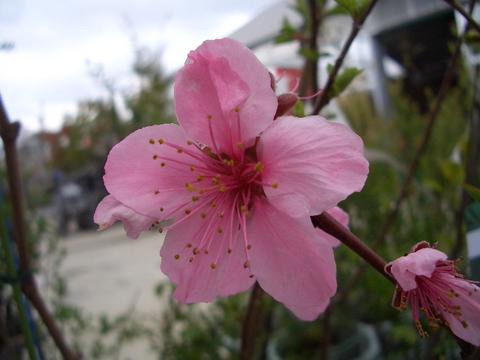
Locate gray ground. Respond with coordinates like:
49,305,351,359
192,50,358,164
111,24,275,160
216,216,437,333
52,225,168,359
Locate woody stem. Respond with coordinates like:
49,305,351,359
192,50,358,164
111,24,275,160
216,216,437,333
311,212,393,282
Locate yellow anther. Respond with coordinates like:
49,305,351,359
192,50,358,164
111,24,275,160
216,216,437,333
234,107,240,113
210,263,217,270
255,162,264,173
174,254,180,260
240,205,248,213
149,139,155,144
212,178,219,185
219,185,226,192
158,138,165,144
177,148,184,154
193,248,200,255
192,196,199,202
236,142,244,150
185,183,195,192
187,140,193,145
204,249,209,255
243,261,250,269
197,175,204,181
272,183,279,189
210,202,217,208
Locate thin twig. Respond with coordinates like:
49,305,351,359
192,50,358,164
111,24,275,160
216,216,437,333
311,213,392,282
452,66,480,258
0,95,78,360
240,283,265,360
312,0,378,114
337,7,473,303
299,0,321,96
444,0,480,35
318,307,331,360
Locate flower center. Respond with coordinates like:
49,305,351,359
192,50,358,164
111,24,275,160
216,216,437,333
150,137,278,271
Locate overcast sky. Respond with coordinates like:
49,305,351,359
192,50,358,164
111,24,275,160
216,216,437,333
0,0,277,132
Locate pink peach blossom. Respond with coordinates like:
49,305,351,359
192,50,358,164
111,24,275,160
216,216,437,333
95,38,368,320
386,242,480,346
94,195,155,239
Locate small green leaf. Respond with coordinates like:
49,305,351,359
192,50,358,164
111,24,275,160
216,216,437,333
325,4,350,17
334,0,371,19
332,66,363,96
299,48,320,61
293,101,305,117
439,161,464,185
275,18,298,44
464,184,480,201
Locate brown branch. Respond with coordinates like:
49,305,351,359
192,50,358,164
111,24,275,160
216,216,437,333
444,0,480,35
452,66,480,259
312,0,378,114
240,282,265,360
311,213,392,282
300,0,321,96
318,307,331,360
0,95,79,360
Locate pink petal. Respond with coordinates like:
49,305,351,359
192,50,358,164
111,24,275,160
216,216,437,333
316,207,349,247
248,199,337,320
444,278,480,346
94,195,154,239
389,248,448,291
174,38,277,153
103,124,204,219
257,116,369,217
160,198,255,303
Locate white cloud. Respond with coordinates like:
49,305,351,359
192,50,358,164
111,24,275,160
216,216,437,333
0,0,276,132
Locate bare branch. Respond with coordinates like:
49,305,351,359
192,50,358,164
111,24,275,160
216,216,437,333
0,95,79,360
444,0,480,35
312,0,378,114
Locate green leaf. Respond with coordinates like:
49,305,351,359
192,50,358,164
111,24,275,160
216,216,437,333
331,66,363,96
325,4,350,17
439,161,464,185
464,184,480,201
293,100,305,117
299,48,320,61
275,18,298,44
334,0,371,19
